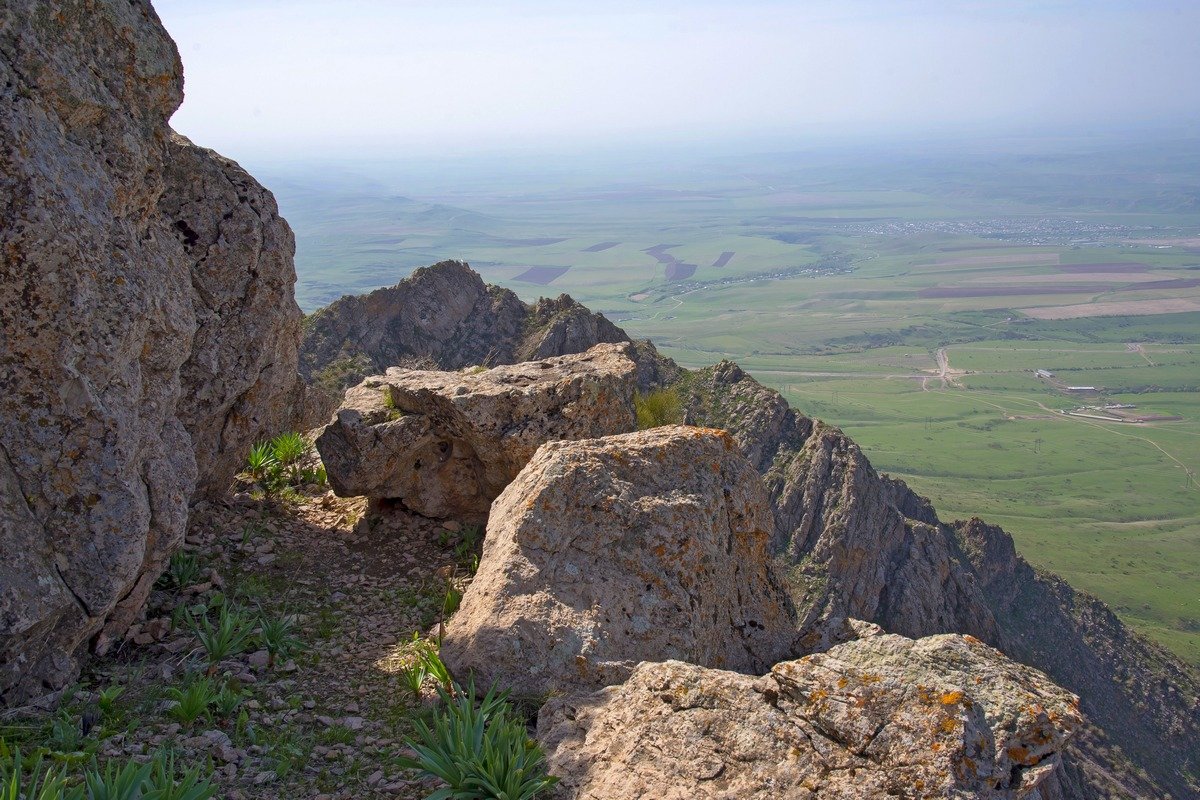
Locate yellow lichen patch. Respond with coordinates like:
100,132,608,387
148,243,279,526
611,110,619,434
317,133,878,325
859,672,882,684
837,677,849,689
939,717,959,734
939,690,965,706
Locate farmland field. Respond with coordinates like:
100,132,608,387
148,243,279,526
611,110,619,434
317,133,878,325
257,133,1200,663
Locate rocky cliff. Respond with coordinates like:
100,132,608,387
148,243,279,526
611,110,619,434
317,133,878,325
311,261,1196,798
0,0,304,703
680,360,1199,799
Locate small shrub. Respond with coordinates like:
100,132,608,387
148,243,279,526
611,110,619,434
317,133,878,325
398,680,557,800
634,386,683,430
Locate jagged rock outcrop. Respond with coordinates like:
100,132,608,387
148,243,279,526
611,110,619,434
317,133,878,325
316,344,638,519
0,0,303,703
680,361,1199,799
539,633,1083,799
298,260,677,403
441,426,801,697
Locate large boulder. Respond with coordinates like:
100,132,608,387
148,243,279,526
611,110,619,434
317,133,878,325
538,633,1083,800
316,343,638,519
0,0,303,703
440,425,801,697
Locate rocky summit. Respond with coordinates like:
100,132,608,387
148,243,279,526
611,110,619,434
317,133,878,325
1,2,1196,799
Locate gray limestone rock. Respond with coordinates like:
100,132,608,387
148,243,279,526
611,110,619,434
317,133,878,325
539,633,1083,800
440,425,801,698
0,0,302,703
316,343,638,520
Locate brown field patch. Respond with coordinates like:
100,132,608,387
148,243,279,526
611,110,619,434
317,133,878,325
712,251,735,268
665,262,697,281
583,241,621,252
512,266,570,285
1020,298,1200,320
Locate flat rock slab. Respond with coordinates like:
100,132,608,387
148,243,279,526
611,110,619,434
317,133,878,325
440,425,801,698
538,633,1083,800
316,343,637,519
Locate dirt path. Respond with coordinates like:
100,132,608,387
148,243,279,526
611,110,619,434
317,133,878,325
1127,342,1157,366
7,488,480,800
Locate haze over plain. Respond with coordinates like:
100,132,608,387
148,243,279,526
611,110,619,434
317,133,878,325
157,0,1200,160
153,1,1200,663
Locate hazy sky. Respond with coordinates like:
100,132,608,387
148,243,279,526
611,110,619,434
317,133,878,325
155,0,1200,161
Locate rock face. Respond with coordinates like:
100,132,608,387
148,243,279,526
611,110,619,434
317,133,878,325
441,426,800,697
539,633,1083,800
0,0,302,703
316,344,638,519
298,260,676,399
681,362,1200,799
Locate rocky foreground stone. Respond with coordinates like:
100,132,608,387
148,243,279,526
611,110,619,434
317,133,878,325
0,0,305,702
441,425,802,697
316,343,638,519
538,633,1083,800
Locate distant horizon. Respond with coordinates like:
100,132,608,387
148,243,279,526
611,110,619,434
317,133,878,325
155,0,1200,165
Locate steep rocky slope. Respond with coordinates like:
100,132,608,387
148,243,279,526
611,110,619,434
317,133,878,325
0,0,304,703
679,361,1199,799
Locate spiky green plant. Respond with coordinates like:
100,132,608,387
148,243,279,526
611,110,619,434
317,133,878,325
269,432,306,482
189,605,254,677
398,680,557,800
165,679,215,727
166,552,201,593
48,709,83,754
212,684,243,720
143,753,216,800
633,386,684,430
80,757,155,800
257,614,303,668
97,686,125,717
400,659,427,700
418,642,454,693
0,748,79,800
245,442,279,486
